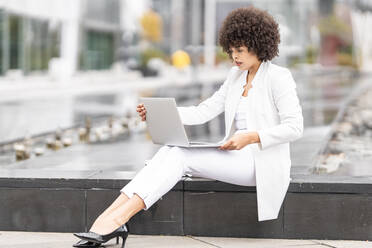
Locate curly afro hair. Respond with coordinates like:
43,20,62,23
218,6,280,62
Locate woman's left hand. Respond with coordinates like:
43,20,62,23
219,132,260,150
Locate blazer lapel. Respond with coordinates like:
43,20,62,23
223,70,247,141
222,62,267,141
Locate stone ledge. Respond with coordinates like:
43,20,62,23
2,169,372,239
2,169,372,193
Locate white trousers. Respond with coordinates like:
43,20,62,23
120,145,256,210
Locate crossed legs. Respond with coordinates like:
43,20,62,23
87,145,255,235
88,146,173,235
89,192,144,234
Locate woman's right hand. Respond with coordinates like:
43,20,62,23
136,103,147,121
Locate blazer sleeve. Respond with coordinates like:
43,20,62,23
257,69,304,150
176,67,234,125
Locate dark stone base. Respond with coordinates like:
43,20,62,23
1,173,372,240
184,191,284,238
0,188,85,232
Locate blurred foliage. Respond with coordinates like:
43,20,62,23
337,52,357,68
139,47,168,68
287,45,319,68
140,9,163,43
337,45,356,67
339,44,352,55
215,46,230,64
139,8,166,75
288,56,302,68
318,14,352,43
305,45,318,64
317,13,357,68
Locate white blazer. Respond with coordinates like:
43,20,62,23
177,61,304,221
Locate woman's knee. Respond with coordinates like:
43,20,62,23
156,145,172,155
168,146,187,158
168,146,189,171
149,146,188,173
160,145,172,151
158,145,186,156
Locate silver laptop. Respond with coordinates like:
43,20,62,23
140,97,223,148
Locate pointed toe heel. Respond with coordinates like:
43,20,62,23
73,223,129,247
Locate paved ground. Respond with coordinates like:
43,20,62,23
0,231,372,248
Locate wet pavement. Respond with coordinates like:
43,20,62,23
0,71,357,179
0,124,329,182
314,75,372,177
0,67,360,177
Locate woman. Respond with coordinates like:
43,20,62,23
73,6,303,248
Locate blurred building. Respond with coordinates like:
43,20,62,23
1,0,372,79
138,0,372,70
0,0,124,77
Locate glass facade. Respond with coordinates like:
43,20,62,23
9,15,22,70
0,10,4,75
26,19,61,72
80,30,114,70
79,0,120,70
0,12,61,75
48,21,61,59
28,19,49,71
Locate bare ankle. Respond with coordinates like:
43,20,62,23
113,217,127,227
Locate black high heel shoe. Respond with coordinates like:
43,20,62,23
74,224,129,248
73,236,124,248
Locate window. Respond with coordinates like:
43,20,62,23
80,30,114,70
9,15,22,70
0,10,4,74
28,18,49,71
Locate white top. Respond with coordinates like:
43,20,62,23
234,94,250,131
234,70,256,134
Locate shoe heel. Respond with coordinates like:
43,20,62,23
116,236,119,244
121,233,128,248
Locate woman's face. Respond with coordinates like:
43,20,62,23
229,46,260,71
